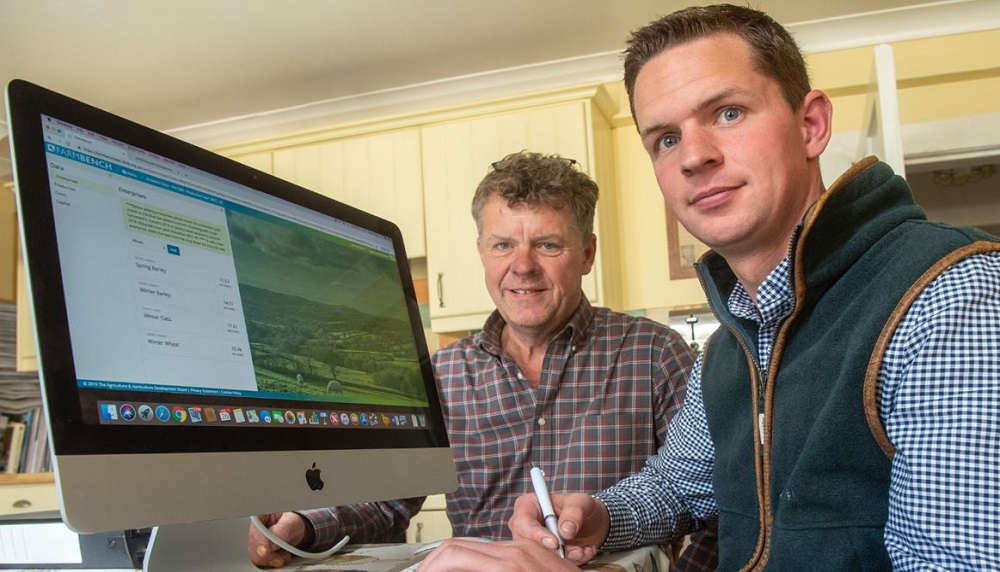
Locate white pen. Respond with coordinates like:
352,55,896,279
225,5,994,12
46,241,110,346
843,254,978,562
530,466,566,558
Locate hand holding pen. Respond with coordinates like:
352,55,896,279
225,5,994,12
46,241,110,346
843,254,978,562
530,466,566,558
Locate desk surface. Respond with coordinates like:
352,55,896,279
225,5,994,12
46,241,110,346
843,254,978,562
282,542,671,572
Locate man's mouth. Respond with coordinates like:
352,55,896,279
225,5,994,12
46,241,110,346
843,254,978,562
691,185,740,208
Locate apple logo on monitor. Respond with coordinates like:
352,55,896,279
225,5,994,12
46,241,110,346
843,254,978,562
306,463,324,491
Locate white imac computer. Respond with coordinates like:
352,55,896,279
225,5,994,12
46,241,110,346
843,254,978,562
4,79,457,571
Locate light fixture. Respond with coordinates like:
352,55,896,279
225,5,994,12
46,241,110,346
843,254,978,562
932,164,997,187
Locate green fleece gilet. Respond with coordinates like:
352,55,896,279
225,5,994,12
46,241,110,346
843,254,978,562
696,158,1000,571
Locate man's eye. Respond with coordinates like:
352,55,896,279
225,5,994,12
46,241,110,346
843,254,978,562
720,107,742,123
537,243,563,256
655,134,679,151
493,242,512,251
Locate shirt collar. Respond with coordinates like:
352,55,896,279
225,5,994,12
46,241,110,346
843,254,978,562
478,298,594,357
727,225,802,325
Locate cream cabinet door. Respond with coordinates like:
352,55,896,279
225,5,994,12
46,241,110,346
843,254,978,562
272,129,426,258
421,102,600,332
405,494,451,544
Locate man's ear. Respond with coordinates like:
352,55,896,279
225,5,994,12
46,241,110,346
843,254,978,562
581,234,597,275
801,89,833,160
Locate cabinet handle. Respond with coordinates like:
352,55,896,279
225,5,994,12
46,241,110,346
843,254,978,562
437,272,444,308
415,522,424,543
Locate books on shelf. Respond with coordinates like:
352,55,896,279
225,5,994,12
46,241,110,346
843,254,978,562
0,302,48,474
1,409,49,474
2,419,26,473
0,302,42,416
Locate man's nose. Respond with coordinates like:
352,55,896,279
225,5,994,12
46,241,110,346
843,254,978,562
679,127,721,176
509,246,540,273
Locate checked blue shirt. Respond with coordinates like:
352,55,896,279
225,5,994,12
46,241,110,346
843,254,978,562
598,250,1000,570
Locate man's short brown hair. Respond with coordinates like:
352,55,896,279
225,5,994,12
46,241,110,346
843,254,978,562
623,4,811,121
471,151,598,241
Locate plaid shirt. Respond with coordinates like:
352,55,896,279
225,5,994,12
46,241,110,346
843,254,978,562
302,299,718,570
439,299,717,570
599,251,1000,570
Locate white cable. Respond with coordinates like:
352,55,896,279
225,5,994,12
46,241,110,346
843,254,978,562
251,515,351,560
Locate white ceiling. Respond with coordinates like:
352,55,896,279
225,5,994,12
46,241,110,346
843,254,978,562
1,0,997,154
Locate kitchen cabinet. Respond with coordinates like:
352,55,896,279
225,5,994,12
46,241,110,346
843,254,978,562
271,129,426,258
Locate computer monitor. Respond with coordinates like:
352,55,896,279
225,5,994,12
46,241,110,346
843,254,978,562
5,79,457,571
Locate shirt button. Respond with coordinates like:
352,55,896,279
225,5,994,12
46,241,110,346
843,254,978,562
517,372,525,380
537,417,546,426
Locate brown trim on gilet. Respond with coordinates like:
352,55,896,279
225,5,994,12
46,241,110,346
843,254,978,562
864,240,1000,459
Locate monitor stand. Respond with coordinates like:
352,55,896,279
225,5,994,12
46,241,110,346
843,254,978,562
143,517,261,572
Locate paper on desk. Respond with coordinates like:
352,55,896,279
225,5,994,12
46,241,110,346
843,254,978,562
0,521,83,564
284,543,423,571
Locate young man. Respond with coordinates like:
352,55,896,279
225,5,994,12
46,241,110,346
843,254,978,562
249,151,717,570
422,5,1000,571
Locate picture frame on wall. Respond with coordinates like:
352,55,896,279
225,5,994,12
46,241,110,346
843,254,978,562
665,205,710,280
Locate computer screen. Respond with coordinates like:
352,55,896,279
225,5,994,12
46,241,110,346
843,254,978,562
5,79,457,571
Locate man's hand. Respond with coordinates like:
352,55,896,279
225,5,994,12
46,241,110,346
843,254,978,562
507,492,610,563
248,512,308,568
418,538,581,571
